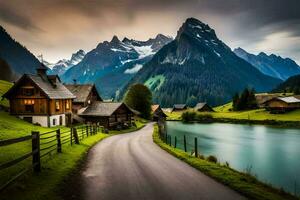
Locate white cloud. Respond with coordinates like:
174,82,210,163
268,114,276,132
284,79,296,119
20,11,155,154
124,64,143,74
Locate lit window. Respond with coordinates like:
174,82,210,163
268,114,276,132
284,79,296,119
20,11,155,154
55,101,60,111
24,99,35,105
65,101,70,110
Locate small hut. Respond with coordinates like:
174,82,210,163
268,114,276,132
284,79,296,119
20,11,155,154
151,105,167,121
194,102,214,112
264,96,300,113
172,104,187,112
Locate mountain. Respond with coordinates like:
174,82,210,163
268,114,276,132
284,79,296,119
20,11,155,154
273,74,300,94
61,34,172,98
0,26,41,80
120,18,281,107
234,48,300,80
47,50,85,75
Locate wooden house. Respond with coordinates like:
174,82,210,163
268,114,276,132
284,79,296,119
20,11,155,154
3,65,75,127
194,102,214,112
79,102,134,129
264,96,300,113
172,104,187,112
64,83,102,113
152,104,167,121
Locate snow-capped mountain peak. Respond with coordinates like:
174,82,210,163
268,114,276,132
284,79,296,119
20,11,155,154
45,49,86,75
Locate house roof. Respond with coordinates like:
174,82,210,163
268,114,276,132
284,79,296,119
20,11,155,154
277,96,300,103
194,102,208,110
79,101,133,117
64,84,102,103
151,105,160,112
173,104,187,109
4,74,75,99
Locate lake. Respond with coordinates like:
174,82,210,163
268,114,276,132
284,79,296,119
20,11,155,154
166,121,300,194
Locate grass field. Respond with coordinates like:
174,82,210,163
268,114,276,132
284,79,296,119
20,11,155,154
167,103,300,122
0,80,13,107
153,125,299,200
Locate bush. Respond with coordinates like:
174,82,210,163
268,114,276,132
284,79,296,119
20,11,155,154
181,111,197,122
207,155,218,163
196,113,213,121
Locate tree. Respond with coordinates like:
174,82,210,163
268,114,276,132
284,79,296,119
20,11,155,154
124,84,152,119
232,88,258,111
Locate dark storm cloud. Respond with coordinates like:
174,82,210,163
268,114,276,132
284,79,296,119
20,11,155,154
0,0,299,62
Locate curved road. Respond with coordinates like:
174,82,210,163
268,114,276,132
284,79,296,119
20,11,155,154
78,123,245,200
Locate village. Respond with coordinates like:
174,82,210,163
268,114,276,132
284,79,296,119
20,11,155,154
2,63,300,131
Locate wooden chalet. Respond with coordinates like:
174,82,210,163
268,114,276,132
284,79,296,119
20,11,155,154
64,83,102,113
194,102,214,112
3,65,75,127
151,104,167,121
172,104,187,112
79,102,134,129
264,96,300,113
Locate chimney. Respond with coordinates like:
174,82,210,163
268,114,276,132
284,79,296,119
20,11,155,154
36,63,48,79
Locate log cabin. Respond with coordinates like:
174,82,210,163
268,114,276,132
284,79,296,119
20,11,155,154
3,65,75,127
151,104,167,121
79,102,134,129
194,102,214,112
264,96,300,113
64,83,102,114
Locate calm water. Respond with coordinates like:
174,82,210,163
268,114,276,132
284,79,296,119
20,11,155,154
166,121,300,194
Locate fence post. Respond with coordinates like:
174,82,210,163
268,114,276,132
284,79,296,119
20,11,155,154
175,136,177,148
169,135,171,146
90,125,92,135
56,129,62,153
70,127,73,146
165,133,168,143
86,125,89,137
73,127,79,144
184,135,187,152
32,131,41,172
194,137,198,158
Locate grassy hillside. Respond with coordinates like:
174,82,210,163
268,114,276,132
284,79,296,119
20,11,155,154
0,80,13,107
167,103,300,122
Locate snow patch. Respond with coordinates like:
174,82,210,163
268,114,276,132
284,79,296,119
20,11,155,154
124,64,143,74
214,50,221,57
132,45,154,59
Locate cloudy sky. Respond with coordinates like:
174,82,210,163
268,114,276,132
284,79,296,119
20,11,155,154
1,0,300,64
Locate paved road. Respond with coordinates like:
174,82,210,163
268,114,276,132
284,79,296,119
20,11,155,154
79,123,246,200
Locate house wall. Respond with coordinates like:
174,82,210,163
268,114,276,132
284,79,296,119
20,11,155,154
18,114,66,127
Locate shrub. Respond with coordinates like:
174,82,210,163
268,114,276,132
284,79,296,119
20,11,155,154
196,113,213,121
207,155,218,163
181,111,197,122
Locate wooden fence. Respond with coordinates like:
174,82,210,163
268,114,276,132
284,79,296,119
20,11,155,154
157,121,199,157
0,124,103,191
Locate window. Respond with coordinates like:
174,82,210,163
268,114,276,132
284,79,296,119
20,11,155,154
65,101,70,110
53,118,56,126
55,100,60,111
24,99,34,113
22,88,34,96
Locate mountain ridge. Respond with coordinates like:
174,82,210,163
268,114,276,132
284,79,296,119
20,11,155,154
234,47,300,80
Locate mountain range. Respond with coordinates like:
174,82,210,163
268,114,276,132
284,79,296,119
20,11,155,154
0,26,41,81
120,18,281,107
234,48,300,80
61,34,172,98
45,50,86,75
